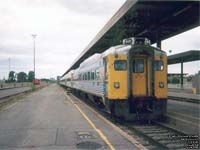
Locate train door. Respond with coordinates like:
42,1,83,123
132,56,148,96
103,58,108,96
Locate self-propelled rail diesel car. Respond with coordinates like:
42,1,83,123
61,37,167,120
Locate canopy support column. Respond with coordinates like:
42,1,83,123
181,62,184,89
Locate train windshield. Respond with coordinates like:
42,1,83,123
133,59,144,73
155,60,164,71
114,60,127,70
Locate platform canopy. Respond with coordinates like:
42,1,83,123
168,50,200,65
62,0,200,77
168,50,200,88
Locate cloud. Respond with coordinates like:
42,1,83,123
163,27,200,54
0,0,199,79
59,0,125,16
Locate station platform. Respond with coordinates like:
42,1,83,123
168,89,200,103
0,84,144,150
167,99,199,119
0,87,32,100
167,98,200,135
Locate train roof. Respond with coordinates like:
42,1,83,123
62,44,166,80
79,53,101,69
80,44,166,68
102,45,131,57
102,44,166,56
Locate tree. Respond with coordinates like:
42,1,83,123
172,76,180,84
8,71,16,82
28,71,35,82
187,75,193,82
17,72,27,82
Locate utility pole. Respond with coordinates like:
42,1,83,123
8,57,10,80
32,34,37,80
8,57,10,73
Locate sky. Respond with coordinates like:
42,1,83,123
0,0,199,80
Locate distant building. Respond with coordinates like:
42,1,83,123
0,80,5,84
192,73,200,94
57,76,61,81
167,73,188,84
50,77,55,81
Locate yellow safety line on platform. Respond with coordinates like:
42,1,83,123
70,94,147,150
65,94,115,150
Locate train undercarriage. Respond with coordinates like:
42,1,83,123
66,87,167,121
108,98,167,121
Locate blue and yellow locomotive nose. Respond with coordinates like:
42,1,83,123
107,54,128,100
61,37,168,121
106,47,167,100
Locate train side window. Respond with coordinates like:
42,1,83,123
85,73,87,80
155,60,164,71
88,72,90,80
114,60,127,71
79,74,82,80
91,71,95,80
133,59,144,73
94,70,96,80
95,70,100,80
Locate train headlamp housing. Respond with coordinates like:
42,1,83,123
159,82,164,88
114,82,120,89
122,37,151,45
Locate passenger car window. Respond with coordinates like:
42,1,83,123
85,73,87,80
88,72,90,80
114,60,127,71
155,60,164,71
91,71,94,80
95,70,100,80
133,59,144,73
82,74,84,80
79,74,82,80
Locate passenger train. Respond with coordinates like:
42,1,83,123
61,37,167,120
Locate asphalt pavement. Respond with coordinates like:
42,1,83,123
0,84,139,150
167,99,200,135
167,99,200,119
1,83,198,149
0,87,32,99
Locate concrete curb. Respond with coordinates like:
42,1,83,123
0,89,32,102
168,96,200,104
0,86,31,91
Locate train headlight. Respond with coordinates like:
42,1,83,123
159,82,164,88
114,82,120,89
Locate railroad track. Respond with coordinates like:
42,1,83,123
124,122,199,150
112,116,199,149
63,88,199,150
